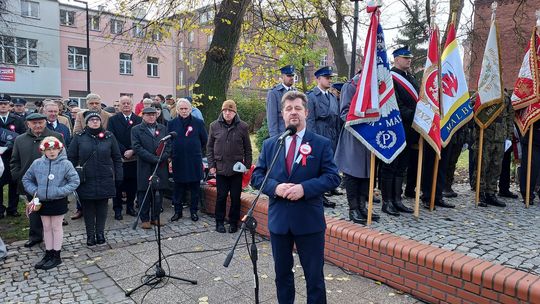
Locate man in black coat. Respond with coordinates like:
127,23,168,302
131,107,171,229
108,96,142,220
0,94,26,219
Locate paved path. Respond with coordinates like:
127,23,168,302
325,183,540,275
0,201,422,304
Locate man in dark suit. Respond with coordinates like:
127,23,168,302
251,91,341,304
0,94,26,218
44,102,71,146
108,96,142,220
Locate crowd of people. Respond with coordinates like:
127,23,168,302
0,92,251,271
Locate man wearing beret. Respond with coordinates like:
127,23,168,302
11,113,64,247
266,65,296,138
0,94,26,219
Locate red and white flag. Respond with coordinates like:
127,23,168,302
512,27,540,135
412,27,441,157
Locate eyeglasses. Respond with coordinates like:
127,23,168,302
88,118,101,122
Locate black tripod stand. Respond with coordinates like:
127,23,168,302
126,138,197,297
223,137,286,304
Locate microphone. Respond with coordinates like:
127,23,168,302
277,125,297,142
160,131,177,141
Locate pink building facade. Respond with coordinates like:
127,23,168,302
59,3,176,107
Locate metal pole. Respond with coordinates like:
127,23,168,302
349,0,359,78
85,2,90,94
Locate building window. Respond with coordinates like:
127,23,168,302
188,51,194,66
0,36,38,66
69,90,87,107
89,15,100,31
188,31,194,43
207,35,212,45
21,0,39,18
319,55,328,67
133,23,145,38
178,70,184,86
152,31,162,41
59,9,75,26
119,53,132,75
147,56,158,77
68,46,88,70
111,20,124,34
179,41,184,60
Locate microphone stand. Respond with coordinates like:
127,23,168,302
223,137,286,304
126,138,197,297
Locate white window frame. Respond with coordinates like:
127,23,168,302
0,36,38,66
119,53,132,75
89,15,100,31
320,55,328,67
207,35,212,45
111,19,124,34
60,9,75,26
178,69,184,86
68,46,88,70
147,56,158,77
133,23,146,38
152,31,162,41
188,31,194,43
21,0,39,18
179,41,184,60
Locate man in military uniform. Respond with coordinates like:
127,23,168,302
375,46,418,216
12,98,28,120
266,65,296,137
0,94,26,219
307,66,342,205
471,92,514,207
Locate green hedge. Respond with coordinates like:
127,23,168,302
255,119,269,152
229,92,266,133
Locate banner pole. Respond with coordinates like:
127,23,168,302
475,128,484,206
414,138,424,218
429,155,439,211
367,152,376,225
526,126,533,208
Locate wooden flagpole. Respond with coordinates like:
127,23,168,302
429,155,439,211
367,152,376,225
525,124,533,208
414,138,424,218
475,128,484,206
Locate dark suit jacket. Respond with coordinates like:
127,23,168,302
47,121,71,147
251,130,341,235
0,113,27,182
131,123,170,191
107,112,142,154
168,115,207,183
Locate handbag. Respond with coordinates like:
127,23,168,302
25,193,41,217
76,150,96,184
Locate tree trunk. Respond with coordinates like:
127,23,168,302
319,0,349,77
441,0,465,44
193,0,252,123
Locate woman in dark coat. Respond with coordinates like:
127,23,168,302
68,111,123,246
168,98,207,222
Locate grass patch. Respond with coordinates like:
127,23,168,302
0,197,29,243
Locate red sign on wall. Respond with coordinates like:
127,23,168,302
0,67,15,81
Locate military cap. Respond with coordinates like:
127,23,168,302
279,65,295,76
12,98,27,105
142,107,157,114
165,94,174,100
66,99,79,107
392,45,413,58
26,113,47,121
314,66,336,77
332,82,344,92
0,94,11,102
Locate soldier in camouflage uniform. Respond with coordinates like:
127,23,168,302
471,92,514,207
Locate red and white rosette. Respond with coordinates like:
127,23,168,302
9,124,15,131
155,130,160,136
299,144,311,166
128,120,133,125
98,132,105,138
185,126,193,137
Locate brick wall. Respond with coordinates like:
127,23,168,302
203,186,540,304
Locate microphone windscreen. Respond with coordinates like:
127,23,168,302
169,131,178,138
286,125,297,136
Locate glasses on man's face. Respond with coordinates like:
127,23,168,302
178,107,190,111
88,118,101,122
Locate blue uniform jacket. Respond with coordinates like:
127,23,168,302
266,83,295,137
251,130,341,235
306,86,341,151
